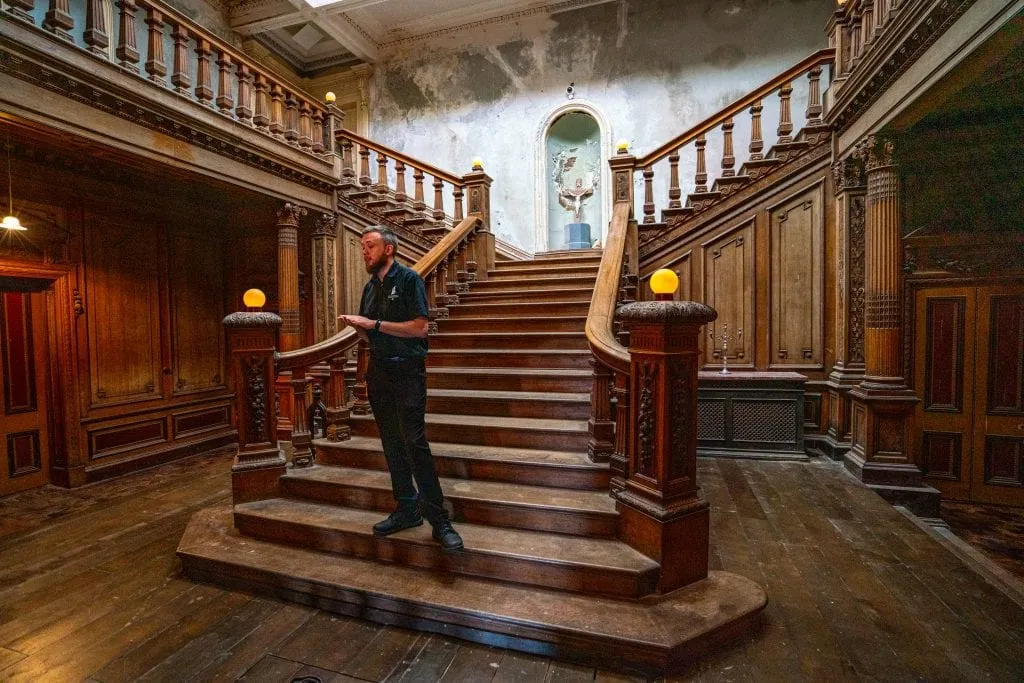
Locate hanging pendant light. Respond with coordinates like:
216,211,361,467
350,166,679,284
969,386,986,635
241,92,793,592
3,131,26,232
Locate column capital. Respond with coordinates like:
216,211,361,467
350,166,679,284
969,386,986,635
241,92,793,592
831,154,866,195
853,134,897,171
277,202,307,228
313,211,337,237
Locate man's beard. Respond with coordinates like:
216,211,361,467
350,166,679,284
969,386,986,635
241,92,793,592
365,253,387,274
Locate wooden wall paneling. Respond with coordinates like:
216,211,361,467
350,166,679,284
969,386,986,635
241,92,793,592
82,214,164,408
342,224,364,315
169,229,226,395
768,183,824,370
913,287,974,501
702,221,755,369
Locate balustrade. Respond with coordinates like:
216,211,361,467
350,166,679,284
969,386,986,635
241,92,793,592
6,0,336,156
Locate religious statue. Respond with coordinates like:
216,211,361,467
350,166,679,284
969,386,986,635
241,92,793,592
557,175,595,224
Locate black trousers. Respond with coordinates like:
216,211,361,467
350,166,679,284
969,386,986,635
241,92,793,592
365,358,448,524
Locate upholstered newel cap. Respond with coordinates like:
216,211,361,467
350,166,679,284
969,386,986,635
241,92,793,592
223,311,283,327
617,300,717,325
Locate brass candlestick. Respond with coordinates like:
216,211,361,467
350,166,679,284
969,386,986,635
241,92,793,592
709,323,742,374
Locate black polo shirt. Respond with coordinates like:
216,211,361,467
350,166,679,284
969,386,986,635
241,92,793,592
359,261,429,360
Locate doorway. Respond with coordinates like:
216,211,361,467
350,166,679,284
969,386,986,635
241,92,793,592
915,284,1024,506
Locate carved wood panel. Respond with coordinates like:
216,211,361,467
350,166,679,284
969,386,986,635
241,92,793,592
924,297,966,412
343,227,365,315
769,189,823,369
702,222,753,368
84,217,163,406
169,230,225,395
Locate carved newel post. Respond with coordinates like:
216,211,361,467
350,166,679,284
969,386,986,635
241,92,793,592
462,160,494,281
616,297,717,592
224,307,286,504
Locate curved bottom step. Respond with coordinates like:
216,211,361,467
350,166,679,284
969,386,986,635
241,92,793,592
178,506,767,676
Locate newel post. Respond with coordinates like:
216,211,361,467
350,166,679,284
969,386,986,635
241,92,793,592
616,300,717,593
462,163,493,280
224,310,285,504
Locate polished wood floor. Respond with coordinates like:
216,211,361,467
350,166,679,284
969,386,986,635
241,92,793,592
1,451,1023,682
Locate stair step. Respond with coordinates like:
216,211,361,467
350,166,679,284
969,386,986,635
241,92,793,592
436,316,586,333
426,366,591,393
447,300,591,318
431,331,588,350
350,412,590,451
280,466,618,537
486,265,600,280
466,276,597,292
457,288,593,303
428,349,592,370
425,387,591,418
496,253,602,268
316,436,608,489
532,248,603,260
233,498,657,597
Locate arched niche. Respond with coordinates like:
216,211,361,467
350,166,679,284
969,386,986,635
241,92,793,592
534,101,612,253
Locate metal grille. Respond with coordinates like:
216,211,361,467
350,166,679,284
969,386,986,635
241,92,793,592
697,400,726,440
733,401,797,443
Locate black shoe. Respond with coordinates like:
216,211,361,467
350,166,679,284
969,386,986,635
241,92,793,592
431,521,464,551
373,509,423,536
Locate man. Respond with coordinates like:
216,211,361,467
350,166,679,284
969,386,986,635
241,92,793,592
338,226,464,551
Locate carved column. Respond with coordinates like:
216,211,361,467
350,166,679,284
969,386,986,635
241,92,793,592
616,300,717,593
277,203,306,352
823,155,867,461
462,167,494,280
311,211,338,343
848,136,936,516
224,310,285,504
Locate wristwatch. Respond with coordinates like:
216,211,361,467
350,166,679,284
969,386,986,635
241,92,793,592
374,319,382,332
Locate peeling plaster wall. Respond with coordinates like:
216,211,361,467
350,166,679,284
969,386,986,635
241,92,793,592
371,0,833,252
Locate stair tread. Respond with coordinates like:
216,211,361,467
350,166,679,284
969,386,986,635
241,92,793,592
284,465,617,514
439,315,587,323
236,498,653,571
319,435,603,469
433,331,584,338
353,412,587,431
427,388,589,401
428,367,590,377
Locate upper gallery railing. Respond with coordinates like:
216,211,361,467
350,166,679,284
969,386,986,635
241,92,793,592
828,0,904,82
2,0,335,157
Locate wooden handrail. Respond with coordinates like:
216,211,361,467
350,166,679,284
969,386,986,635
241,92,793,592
276,214,482,371
585,202,632,375
637,48,835,167
336,129,463,186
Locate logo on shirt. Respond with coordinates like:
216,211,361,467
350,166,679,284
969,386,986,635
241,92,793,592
387,286,398,302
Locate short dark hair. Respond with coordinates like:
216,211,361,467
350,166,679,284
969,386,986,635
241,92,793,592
361,225,398,256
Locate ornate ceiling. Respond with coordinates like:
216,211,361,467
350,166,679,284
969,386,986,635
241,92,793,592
231,0,614,74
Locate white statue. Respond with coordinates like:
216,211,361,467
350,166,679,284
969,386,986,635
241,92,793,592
557,174,595,224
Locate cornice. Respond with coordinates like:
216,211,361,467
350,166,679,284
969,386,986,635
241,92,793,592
826,0,979,134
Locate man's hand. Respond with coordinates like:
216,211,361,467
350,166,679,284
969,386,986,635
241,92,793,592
338,314,375,330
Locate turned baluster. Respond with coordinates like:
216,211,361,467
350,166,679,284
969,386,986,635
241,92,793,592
269,83,284,136
170,24,191,94
84,0,110,56
455,241,468,289
445,253,460,304
215,51,234,115
116,0,140,72
236,63,253,125
876,0,890,31
284,93,299,144
394,161,407,202
465,233,478,282
351,340,371,415
861,0,874,48
749,101,764,160
298,101,312,149
694,134,708,192
610,371,630,492
412,168,426,211
290,368,313,467
194,39,214,107
5,0,35,25
144,8,166,85
358,146,372,185
311,109,325,154
433,260,448,306
340,139,355,179
325,356,351,441
806,66,823,126
642,166,655,224
375,152,389,192
432,176,445,221
721,118,735,177
453,186,464,221
253,74,270,131
43,0,74,41
777,81,794,143
588,360,614,461
851,9,863,64
667,149,682,209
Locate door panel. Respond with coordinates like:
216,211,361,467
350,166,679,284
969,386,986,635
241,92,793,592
915,287,975,500
972,288,1024,506
0,291,50,495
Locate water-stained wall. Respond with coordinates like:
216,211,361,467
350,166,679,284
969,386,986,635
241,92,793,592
370,0,832,252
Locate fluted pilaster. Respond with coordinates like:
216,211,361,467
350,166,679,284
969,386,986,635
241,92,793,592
277,203,306,352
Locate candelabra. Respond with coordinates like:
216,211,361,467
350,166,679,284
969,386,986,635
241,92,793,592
709,323,742,374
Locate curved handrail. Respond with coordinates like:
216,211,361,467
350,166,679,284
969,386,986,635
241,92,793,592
585,202,632,374
336,129,463,186
637,48,835,168
276,214,482,371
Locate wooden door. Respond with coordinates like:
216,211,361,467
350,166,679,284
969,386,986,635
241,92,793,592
0,290,50,496
916,284,1024,507
971,287,1024,506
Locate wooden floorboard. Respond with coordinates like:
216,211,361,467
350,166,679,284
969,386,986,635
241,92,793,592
0,450,1022,681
